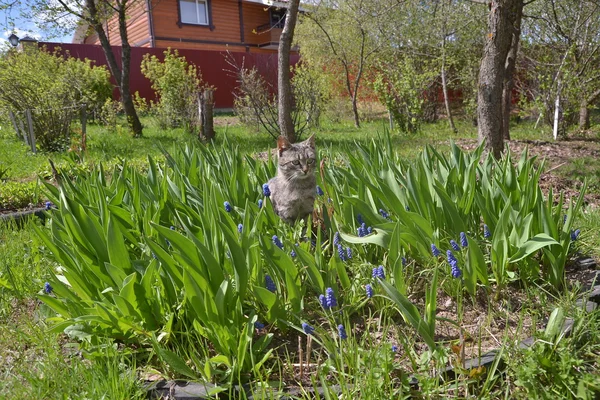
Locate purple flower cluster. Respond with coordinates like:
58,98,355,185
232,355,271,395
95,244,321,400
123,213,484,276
302,322,315,335
254,321,265,330
357,223,368,237
571,229,581,241
483,224,491,238
224,201,232,212
262,183,271,197
460,232,468,247
45,201,53,210
43,282,53,294
450,240,460,252
447,250,462,278
325,287,337,308
316,185,324,196
365,284,374,298
431,244,441,257
333,232,340,247
372,265,385,279
258,199,263,209
237,223,243,233
338,324,347,340
379,209,390,219
272,235,284,250
265,275,276,292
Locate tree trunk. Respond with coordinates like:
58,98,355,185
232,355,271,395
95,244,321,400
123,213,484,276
501,3,523,141
579,101,590,131
441,37,457,134
477,0,524,159
278,0,300,142
87,0,143,137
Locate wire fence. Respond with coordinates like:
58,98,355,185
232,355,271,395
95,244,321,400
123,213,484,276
8,104,87,153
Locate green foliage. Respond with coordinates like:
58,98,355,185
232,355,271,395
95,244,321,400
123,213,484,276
141,49,203,133
0,180,40,209
507,308,600,399
372,56,438,133
231,60,323,139
0,46,111,151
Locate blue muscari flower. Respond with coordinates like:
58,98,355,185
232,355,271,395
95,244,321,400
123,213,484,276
367,226,372,234
571,229,581,241
460,232,468,247
431,244,441,257
45,201,53,210
302,322,315,335
237,223,243,233
450,240,460,252
258,199,263,209
372,265,385,279
401,257,407,266
392,345,398,353
152,252,158,260
262,183,271,197
316,185,324,196
170,225,176,230
265,275,276,292
447,249,457,264
346,247,352,259
357,224,366,237
563,215,568,224
365,284,373,298
319,294,327,308
405,205,410,211
325,287,337,308
333,232,340,247
254,321,265,330
272,235,284,249
338,244,347,261
483,224,491,238
43,282,52,294
290,249,297,257
357,214,364,225
224,201,232,212
338,324,347,340
379,208,390,219
450,259,462,278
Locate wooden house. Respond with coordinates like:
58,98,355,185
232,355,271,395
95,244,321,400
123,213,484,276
73,0,295,53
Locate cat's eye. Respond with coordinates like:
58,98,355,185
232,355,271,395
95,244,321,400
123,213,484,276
292,160,300,165
307,159,315,164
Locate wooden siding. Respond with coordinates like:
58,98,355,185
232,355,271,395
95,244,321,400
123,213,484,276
81,0,288,52
241,2,271,46
84,0,151,47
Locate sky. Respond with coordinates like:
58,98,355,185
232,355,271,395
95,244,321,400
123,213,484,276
0,2,76,48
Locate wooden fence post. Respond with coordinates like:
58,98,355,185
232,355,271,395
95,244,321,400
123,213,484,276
8,110,20,139
199,89,215,141
25,109,36,153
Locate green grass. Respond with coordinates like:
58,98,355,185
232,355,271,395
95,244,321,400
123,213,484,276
1,114,599,399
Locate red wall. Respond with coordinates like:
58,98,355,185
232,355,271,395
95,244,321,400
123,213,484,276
40,42,300,109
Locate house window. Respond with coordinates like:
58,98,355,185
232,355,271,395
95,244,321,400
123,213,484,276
270,8,286,28
179,0,209,25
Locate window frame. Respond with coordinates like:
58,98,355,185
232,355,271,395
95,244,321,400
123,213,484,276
177,0,214,30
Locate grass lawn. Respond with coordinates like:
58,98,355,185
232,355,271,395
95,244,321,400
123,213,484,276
1,114,599,399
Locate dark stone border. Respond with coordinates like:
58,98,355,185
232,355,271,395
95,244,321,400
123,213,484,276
142,262,598,398
0,207,48,226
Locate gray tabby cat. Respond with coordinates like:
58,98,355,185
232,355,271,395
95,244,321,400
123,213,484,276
267,134,317,225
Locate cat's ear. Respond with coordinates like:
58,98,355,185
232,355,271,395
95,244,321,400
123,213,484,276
304,134,315,149
277,136,292,156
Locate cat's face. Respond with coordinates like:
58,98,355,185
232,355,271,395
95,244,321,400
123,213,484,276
277,135,316,180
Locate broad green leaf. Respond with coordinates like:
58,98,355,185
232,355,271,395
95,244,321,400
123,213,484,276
509,234,560,263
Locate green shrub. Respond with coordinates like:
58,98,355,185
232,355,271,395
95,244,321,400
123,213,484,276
141,49,203,133
0,46,112,151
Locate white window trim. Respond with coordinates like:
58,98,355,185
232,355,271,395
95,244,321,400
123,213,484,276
180,0,209,26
